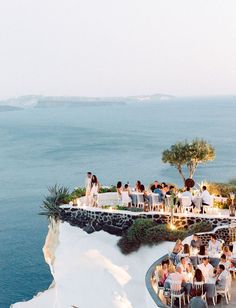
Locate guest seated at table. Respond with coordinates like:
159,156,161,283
198,257,214,281
123,183,131,195
178,256,193,277
150,180,159,192
198,245,207,257
157,260,169,286
191,234,202,250
216,264,230,290
153,184,164,202
200,185,211,213
165,258,176,273
223,245,233,260
183,243,190,256
116,181,122,197
189,288,208,308
170,239,184,265
165,185,176,196
161,182,167,188
180,244,192,264
135,180,142,192
193,268,205,283
208,234,222,255
167,265,186,291
218,254,232,270
181,187,194,205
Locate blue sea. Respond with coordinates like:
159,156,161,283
0,96,236,307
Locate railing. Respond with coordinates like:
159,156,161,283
145,253,169,308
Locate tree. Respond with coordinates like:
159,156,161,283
162,139,215,184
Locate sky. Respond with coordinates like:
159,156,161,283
0,0,235,99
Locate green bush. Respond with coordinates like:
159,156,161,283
99,185,117,193
117,220,215,255
188,221,213,234
207,182,236,197
40,185,70,219
127,219,156,242
117,235,140,255
70,187,86,199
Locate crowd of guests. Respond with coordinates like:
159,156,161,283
156,233,234,306
116,179,211,213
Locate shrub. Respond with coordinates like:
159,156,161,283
127,219,156,242
117,235,140,255
100,185,117,193
207,182,236,197
70,187,86,199
40,185,70,219
117,220,215,255
188,221,213,234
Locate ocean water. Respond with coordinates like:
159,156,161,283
0,96,236,307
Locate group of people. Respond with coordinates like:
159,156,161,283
116,179,212,213
156,234,234,307
85,172,100,206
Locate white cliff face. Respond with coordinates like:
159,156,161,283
12,222,174,308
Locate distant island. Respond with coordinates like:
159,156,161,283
0,93,174,110
0,105,23,112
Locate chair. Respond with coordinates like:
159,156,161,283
165,195,172,212
155,270,165,295
121,191,131,207
151,193,162,211
215,274,232,304
193,281,207,301
194,197,202,213
203,195,214,214
170,281,186,308
180,196,192,213
136,193,145,208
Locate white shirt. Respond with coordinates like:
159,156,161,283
198,263,214,281
208,240,222,254
217,270,230,289
85,177,92,194
181,191,193,206
182,191,193,200
201,190,211,205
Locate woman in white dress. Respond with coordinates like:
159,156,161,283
85,172,92,205
90,175,100,207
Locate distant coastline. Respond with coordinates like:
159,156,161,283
0,105,23,112
0,93,174,110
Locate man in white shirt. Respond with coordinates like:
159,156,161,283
198,257,214,282
200,185,211,213
167,265,186,291
181,187,193,206
218,254,232,271
216,264,230,290
208,234,222,255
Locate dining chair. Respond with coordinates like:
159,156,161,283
170,281,186,308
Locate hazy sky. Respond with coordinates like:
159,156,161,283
0,0,235,99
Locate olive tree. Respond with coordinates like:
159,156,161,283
162,139,215,184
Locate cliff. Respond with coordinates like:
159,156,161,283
12,221,174,308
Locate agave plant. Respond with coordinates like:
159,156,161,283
40,185,70,219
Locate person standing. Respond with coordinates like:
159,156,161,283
85,172,92,205
200,186,211,213
91,175,100,207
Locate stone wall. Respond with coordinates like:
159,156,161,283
59,206,236,238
